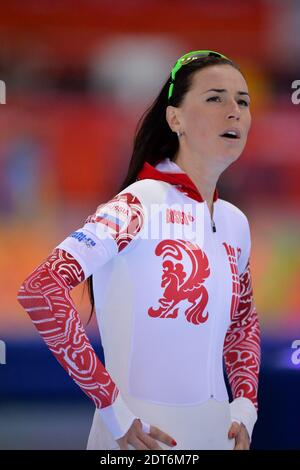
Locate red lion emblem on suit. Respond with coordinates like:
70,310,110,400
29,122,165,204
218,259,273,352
148,239,210,325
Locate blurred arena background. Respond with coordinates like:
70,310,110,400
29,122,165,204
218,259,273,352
0,0,300,450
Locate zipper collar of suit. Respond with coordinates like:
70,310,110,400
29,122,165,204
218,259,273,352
136,157,218,204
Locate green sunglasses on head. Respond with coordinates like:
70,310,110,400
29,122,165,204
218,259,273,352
168,49,230,101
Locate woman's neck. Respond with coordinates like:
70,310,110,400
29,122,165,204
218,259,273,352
173,153,222,218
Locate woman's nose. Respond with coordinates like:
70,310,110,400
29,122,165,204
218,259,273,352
226,101,241,120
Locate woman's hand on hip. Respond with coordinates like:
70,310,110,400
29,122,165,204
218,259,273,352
116,418,177,450
228,421,250,450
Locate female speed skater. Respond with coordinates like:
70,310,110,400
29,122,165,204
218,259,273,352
18,49,260,450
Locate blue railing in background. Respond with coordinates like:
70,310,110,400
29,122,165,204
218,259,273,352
0,336,299,449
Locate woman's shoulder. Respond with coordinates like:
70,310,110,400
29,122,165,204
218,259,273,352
217,198,249,224
217,198,251,240
117,178,169,206
86,179,168,227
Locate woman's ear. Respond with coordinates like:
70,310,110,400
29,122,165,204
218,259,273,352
166,105,182,133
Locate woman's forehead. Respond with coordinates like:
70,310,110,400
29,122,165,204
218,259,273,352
190,65,248,93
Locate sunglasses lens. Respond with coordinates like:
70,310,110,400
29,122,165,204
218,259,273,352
180,51,223,65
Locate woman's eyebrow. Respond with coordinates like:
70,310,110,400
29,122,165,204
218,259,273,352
203,88,250,97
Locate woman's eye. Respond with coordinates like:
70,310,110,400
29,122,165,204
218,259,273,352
207,96,221,102
206,96,250,106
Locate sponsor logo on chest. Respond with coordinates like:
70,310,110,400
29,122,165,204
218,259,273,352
166,208,195,225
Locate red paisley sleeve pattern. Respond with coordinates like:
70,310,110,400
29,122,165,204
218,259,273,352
17,247,119,408
223,260,261,409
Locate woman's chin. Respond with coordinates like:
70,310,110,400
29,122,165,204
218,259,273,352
216,152,241,167
229,152,242,162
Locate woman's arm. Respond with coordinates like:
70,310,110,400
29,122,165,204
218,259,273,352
17,247,137,440
17,192,177,450
17,191,147,441
223,259,261,441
